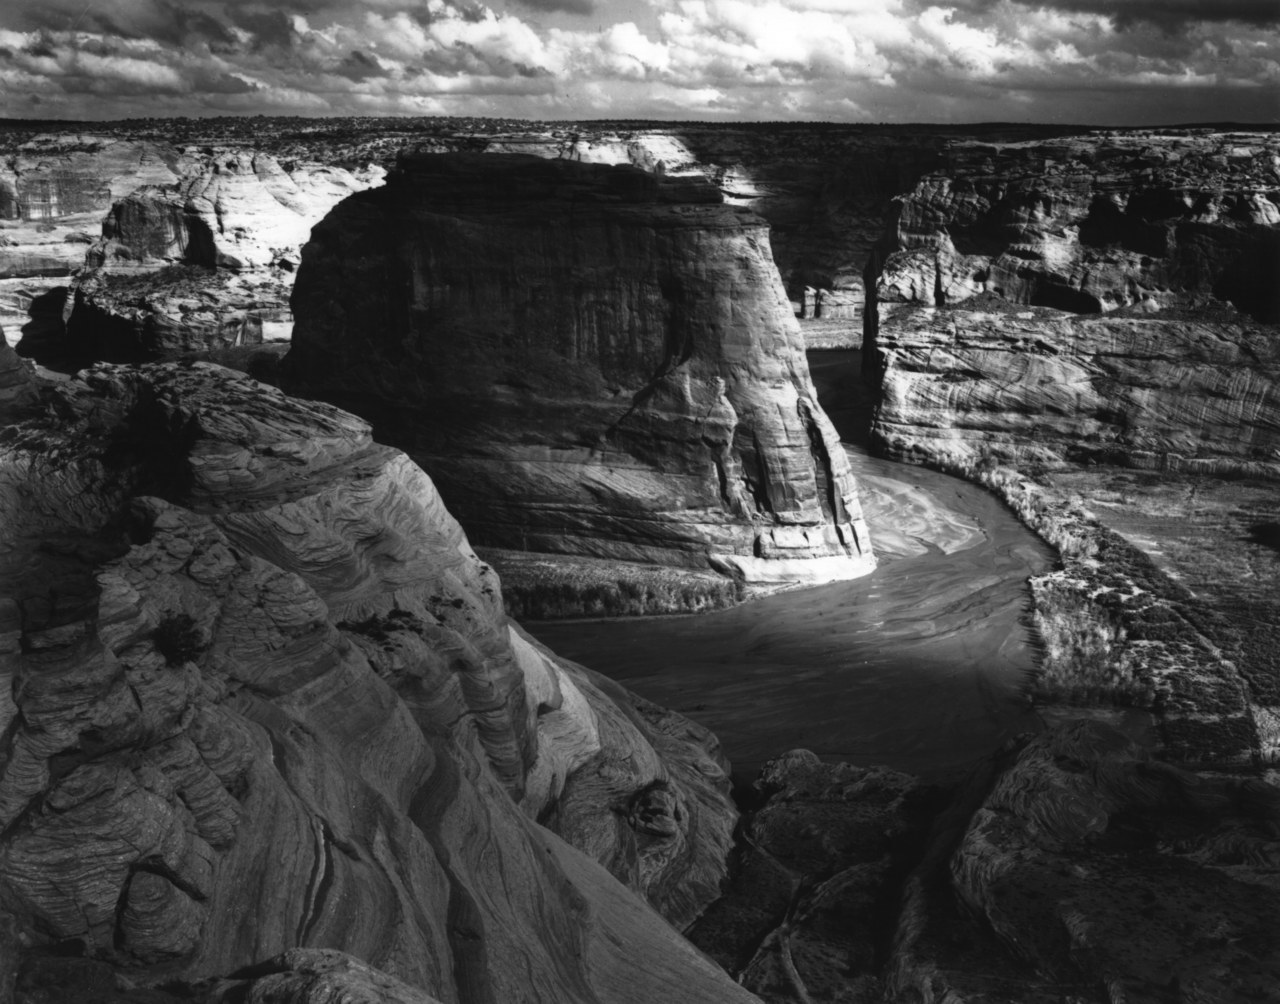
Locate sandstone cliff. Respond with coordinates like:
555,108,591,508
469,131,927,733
0,137,186,280
0,133,381,366
873,301,1280,477
0,362,749,1003
283,153,874,587
867,131,1280,474
875,131,1280,320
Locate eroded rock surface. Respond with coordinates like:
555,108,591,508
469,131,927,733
283,153,874,587
873,301,1280,477
893,721,1280,1003
0,133,382,366
688,751,931,1003
694,725,1280,1004
0,362,748,1003
876,131,1280,319
868,131,1280,476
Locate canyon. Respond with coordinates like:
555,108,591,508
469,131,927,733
2,117,1279,1004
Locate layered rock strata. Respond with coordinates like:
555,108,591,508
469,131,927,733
868,131,1280,474
873,301,1280,477
0,137,186,280
874,131,1280,319
283,153,874,586
0,362,748,1003
1,134,382,366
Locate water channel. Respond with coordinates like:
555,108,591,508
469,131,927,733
528,351,1054,784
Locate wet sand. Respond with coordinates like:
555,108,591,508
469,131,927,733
529,352,1054,784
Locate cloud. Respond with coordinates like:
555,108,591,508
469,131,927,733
0,0,1274,121
335,48,386,80
1011,0,1280,30
511,0,598,16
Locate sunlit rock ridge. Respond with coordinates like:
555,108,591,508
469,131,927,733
282,152,875,587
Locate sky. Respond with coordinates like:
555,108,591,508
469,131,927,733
0,0,1277,123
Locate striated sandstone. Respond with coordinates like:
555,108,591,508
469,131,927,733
0,362,749,1003
872,301,1280,477
0,136,381,367
876,131,1280,319
283,153,874,586
0,138,186,280
87,152,384,273
867,132,1280,479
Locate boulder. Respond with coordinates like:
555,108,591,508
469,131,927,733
283,153,874,587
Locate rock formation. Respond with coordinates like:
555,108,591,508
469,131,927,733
87,152,384,274
0,336,36,422
873,301,1280,477
896,721,1280,1002
0,137,186,280
62,267,291,366
0,362,749,1003
688,750,930,1002
283,153,874,587
875,131,1280,319
868,131,1280,475
686,724,1280,1004
0,132,382,366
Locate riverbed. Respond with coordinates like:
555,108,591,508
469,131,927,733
529,351,1053,784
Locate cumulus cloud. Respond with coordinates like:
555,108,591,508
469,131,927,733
0,0,1275,121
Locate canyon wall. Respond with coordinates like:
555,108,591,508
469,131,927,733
0,361,750,1003
868,130,1280,474
283,153,874,586
0,132,381,364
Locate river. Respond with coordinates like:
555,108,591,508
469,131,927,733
528,351,1053,784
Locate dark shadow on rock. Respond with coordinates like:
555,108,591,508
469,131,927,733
14,285,72,371
1244,520,1280,552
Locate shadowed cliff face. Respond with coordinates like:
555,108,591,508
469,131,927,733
283,153,874,586
0,363,749,1003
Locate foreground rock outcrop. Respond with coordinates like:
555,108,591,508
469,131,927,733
283,153,874,587
689,724,1280,1004
0,362,748,1003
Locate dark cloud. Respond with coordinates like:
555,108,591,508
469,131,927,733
14,0,236,48
511,0,597,17
224,6,297,49
334,48,384,81
20,30,58,58
1012,0,1280,30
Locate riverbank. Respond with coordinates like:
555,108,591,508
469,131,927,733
530,351,1054,783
